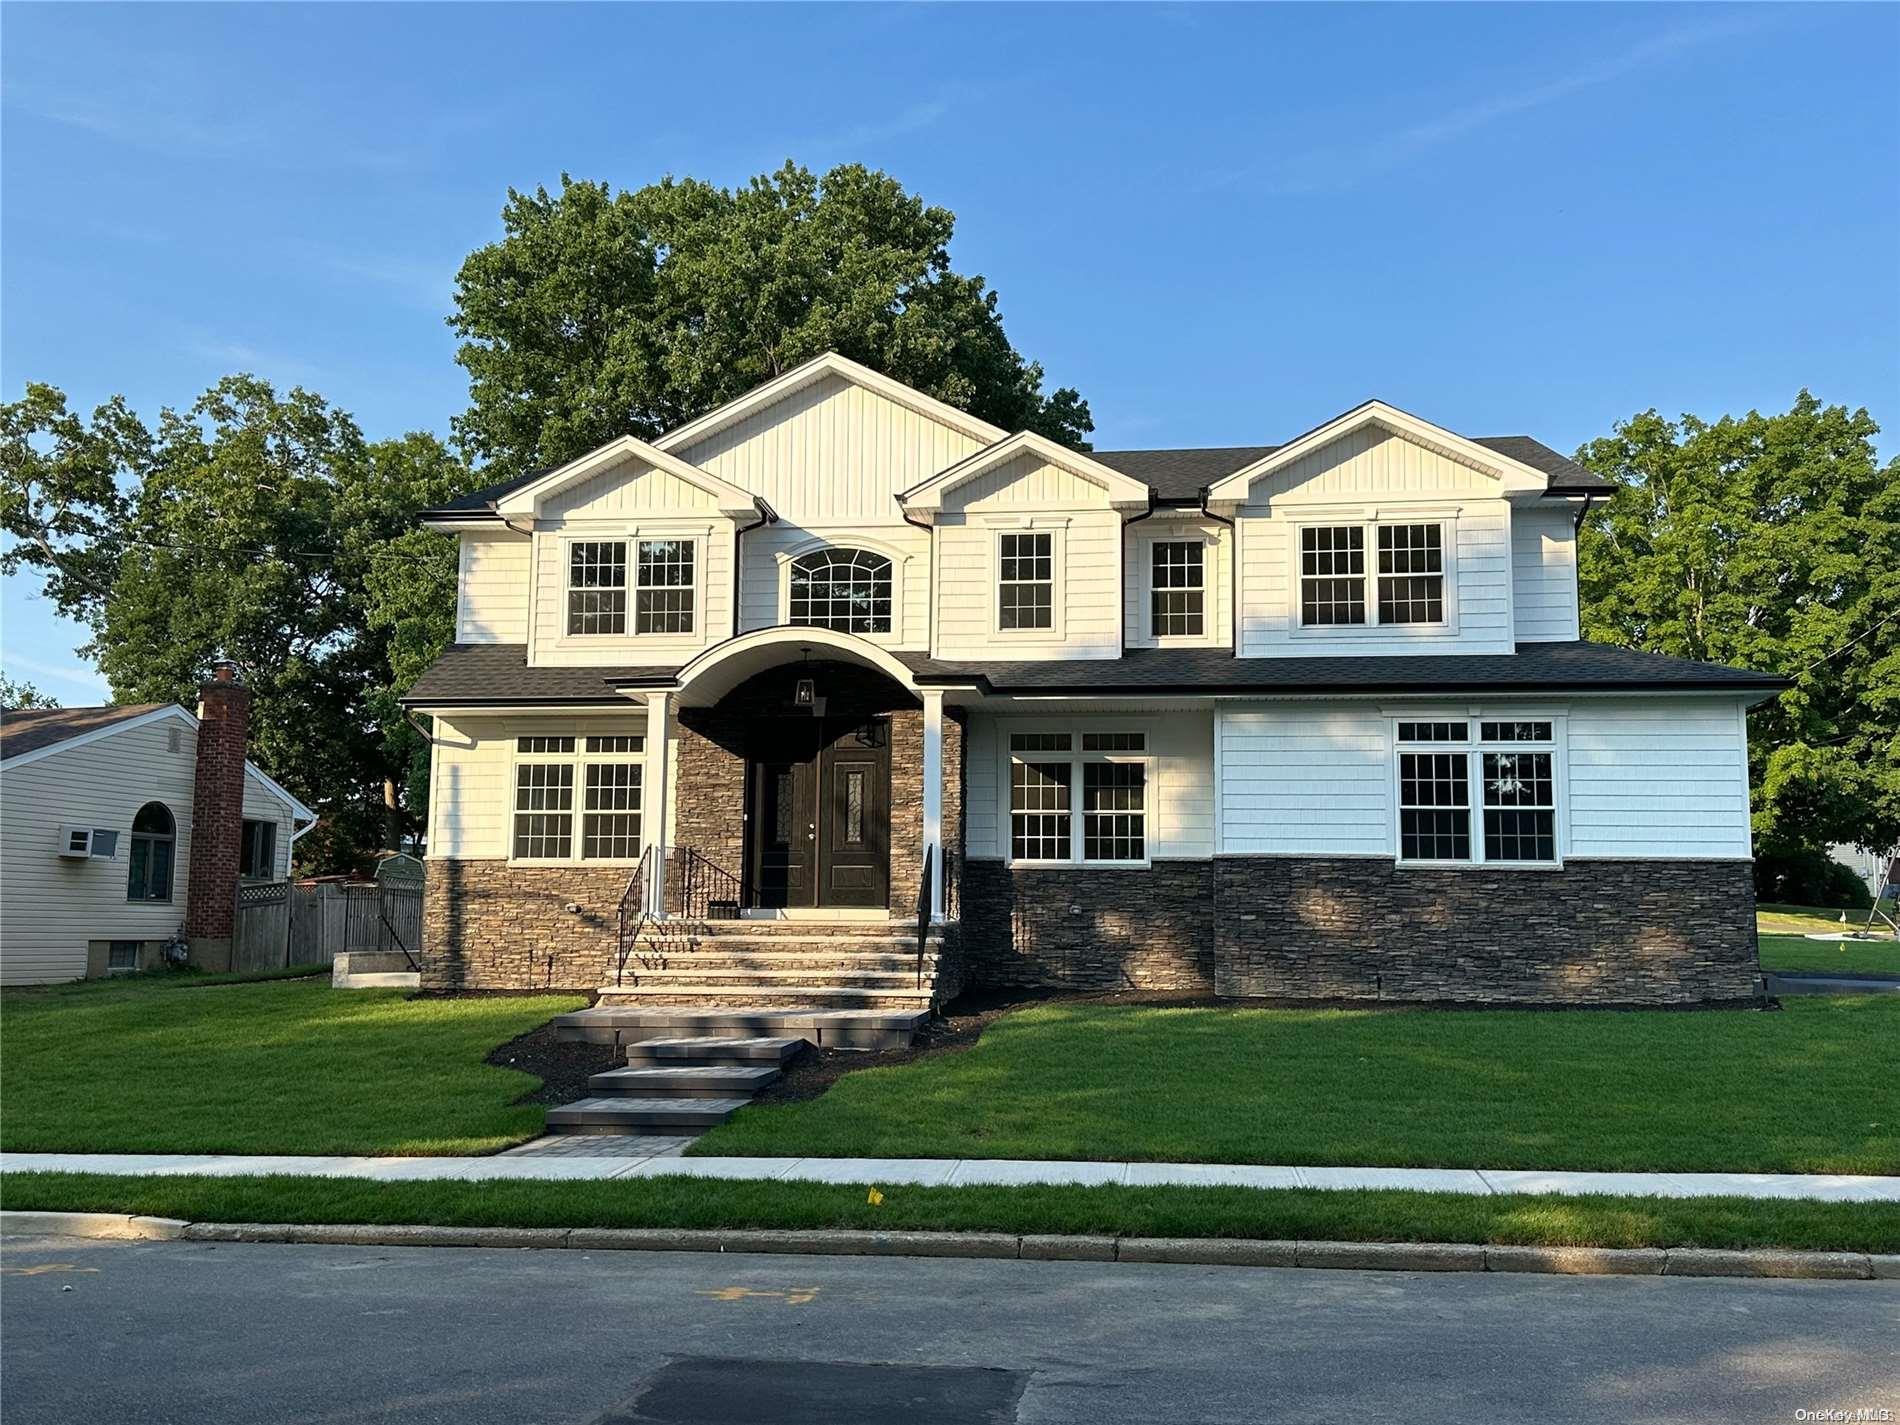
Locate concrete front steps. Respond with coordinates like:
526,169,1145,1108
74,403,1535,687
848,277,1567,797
606,918,945,1011
542,1033,811,1136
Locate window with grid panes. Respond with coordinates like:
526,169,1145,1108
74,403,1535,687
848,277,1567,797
1482,750,1556,862
1377,524,1445,623
1300,526,1366,625
634,540,695,634
512,734,645,861
513,761,575,859
1398,751,1471,861
998,532,1054,630
566,542,627,635
789,548,892,634
1010,760,1070,860
1393,720,1559,865
1150,541,1205,637
1082,761,1146,861
1007,730,1148,863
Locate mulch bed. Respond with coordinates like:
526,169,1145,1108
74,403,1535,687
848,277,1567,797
487,1021,621,1106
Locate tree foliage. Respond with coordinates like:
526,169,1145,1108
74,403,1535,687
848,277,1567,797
450,162,1092,475
1,378,467,867
1577,392,1900,860
0,675,60,709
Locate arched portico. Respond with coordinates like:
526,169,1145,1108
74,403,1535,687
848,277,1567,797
636,628,956,922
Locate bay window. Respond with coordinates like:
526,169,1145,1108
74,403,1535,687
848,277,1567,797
1394,720,1558,865
1007,729,1149,865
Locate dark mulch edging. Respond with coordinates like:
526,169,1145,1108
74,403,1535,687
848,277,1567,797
487,1020,620,1106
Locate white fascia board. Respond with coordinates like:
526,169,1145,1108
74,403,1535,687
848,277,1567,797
1,701,315,823
1206,401,1550,505
0,705,194,772
417,516,521,534
493,436,760,520
653,352,1008,455
898,431,1153,516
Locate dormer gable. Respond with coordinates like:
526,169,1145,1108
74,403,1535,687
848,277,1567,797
493,436,763,523
899,431,1151,522
1206,401,1551,509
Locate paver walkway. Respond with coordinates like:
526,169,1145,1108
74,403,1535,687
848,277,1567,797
3,1151,1896,1201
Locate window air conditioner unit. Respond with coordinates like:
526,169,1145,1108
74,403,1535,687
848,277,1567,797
58,826,94,859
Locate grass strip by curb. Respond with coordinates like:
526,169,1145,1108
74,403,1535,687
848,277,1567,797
5,1172,1900,1256
7,1211,1895,1282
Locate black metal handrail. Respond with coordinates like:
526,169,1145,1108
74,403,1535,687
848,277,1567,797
675,845,746,921
614,845,655,988
915,845,933,989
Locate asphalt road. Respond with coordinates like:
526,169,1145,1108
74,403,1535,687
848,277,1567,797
3,1232,1896,1425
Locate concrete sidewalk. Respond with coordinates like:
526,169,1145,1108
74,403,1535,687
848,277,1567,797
4,1150,1898,1201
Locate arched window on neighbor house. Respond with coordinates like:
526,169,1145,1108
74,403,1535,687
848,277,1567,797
127,802,175,903
788,548,893,635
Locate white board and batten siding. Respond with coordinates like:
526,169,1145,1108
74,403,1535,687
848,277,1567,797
0,714,298,985
1214,696,1754,861
523,457,736,667
963,710,1214,862
674,370,988,525
1511,503,1582,642
934,452,1122,662
1232,428,1514,657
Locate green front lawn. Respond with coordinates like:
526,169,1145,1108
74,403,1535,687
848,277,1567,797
4,1172,1897,1254
694,996,1900,1174
1758,934,1900,977
1758,902,1893,937
0,979,584,1156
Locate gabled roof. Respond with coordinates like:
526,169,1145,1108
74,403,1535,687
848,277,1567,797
897,430,1152,515
0,702,317,821
0,702,171,761
1206,401,1554,505
653,351,1009,456
489,435,765,521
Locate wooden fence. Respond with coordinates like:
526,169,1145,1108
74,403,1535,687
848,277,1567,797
232,878,425,971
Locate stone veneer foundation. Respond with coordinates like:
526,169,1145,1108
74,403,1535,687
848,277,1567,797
1212,856,1762,1004
422,861,628,991
960,860,1216,991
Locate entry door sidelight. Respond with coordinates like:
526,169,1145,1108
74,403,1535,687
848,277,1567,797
748,725,820,909
820,719,891,908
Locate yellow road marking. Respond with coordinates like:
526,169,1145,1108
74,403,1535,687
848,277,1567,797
2,1264,100,1277
695,1286,819,1305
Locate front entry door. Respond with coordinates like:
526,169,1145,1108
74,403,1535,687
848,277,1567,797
747,717,890,910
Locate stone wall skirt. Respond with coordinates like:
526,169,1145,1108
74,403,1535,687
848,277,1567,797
422,861,628,991
958,856,1759,1004
1212,856,1760,1005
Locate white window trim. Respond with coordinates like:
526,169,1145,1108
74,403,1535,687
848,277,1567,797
1140,531,1218,647
773,534,912,646
508,733,647,867
552,524,712,651
1389,712,1567,869
1288,509,1460,638
987,518,1068,642
1001,721,1153,868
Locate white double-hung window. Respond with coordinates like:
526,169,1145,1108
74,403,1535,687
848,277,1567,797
1007,729,1149,865
512,734,645,863
1299,520,1448,628
1393,719,1559,865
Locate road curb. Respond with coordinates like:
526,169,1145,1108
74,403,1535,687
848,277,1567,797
2,1213,1884,1280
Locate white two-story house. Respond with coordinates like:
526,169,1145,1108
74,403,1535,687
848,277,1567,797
404,353,1780,1007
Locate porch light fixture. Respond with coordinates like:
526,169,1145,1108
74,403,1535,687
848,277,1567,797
794,677,816,707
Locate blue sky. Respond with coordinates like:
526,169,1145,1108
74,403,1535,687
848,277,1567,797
4,1,1896,704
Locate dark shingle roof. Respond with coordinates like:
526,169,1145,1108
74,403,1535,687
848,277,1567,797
402,641,1781,707
1092,437,1612,503
0,703,171,761
421,429,1612,521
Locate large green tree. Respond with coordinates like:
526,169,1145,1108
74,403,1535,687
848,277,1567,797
450,162,1092,475
1,378,468,867
1577,392,1900,882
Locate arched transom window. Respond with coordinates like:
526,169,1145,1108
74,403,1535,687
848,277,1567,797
789,548,893,635
127,801,175,903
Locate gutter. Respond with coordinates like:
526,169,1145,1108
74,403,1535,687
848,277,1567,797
1198,487,1238,657
900,502,939,657
1118,492,1156,657
732,498,775,638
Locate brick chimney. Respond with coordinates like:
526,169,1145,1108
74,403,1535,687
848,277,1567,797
184,660,251,969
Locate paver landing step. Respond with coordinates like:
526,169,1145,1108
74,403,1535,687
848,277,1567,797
622,1036,806,1065
589,1064,781,1096
544,1096,750,1134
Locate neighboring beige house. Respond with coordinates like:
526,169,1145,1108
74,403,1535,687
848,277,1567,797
404,352,1784,1007
0,668,315,985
